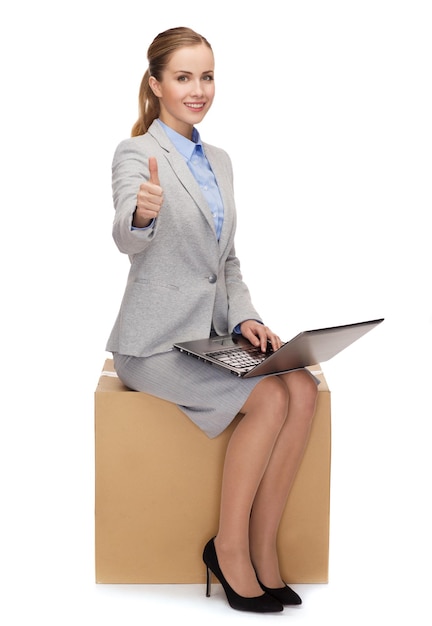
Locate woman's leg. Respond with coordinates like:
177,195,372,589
249,370,318,587
214,375,290,597
214,370,318,597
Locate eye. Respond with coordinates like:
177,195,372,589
203,74,214,81
177,75,188,82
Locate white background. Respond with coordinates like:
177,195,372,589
1,1,431,624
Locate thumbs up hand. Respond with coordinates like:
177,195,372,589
133,157,164,227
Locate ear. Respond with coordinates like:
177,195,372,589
149,75,162,98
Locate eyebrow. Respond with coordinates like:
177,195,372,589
173,70,214,75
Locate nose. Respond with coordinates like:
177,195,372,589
190,79,204,97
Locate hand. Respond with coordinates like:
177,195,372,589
133,157,164,227
240,320,282,353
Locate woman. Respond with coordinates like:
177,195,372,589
107,26,318,613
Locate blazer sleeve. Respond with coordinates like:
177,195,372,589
224,243,263,331
111,137,157,255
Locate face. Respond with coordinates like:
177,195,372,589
149,43,215,138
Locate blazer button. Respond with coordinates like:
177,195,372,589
208,274,217,284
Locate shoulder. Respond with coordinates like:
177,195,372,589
112,136,166,175
113,134,155,161
202,141,234,181
202,141,231,163
113,121,170,163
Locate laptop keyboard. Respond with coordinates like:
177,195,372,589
205,346,267,369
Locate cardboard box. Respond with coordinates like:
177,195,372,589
95,359,331,583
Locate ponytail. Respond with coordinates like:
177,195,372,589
131,69,160,136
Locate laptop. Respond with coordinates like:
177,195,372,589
173,318,384,378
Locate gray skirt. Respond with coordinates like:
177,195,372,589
112,349,266,438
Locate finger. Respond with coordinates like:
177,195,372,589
259,331,269,353
257,327,278,352
148,156,160,185
269,334,282,351
241,327,259,347
138,188,162,210
248,327,267,352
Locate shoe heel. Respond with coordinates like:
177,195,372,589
206,565,211,597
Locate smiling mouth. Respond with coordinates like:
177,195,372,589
185,103,205,110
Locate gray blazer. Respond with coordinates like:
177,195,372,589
106,120,262,357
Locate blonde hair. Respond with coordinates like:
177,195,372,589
131,27,213,137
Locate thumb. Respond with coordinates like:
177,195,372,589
148,156,160,185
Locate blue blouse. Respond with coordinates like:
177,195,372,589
158,120,224,240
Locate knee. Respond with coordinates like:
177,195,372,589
284,370,318,416
247,377,289,430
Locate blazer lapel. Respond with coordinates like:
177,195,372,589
148,122,217,236
204,145,235,253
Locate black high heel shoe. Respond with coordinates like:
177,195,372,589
202,538,283,613
257,579,302,605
